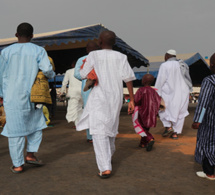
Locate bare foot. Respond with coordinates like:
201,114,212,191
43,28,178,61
13,166,23,172
101,170,111,175
172,133,178,138
171,133,178,138
98,170,111,178
25,152,37,161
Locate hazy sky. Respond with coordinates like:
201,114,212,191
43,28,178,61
0,0,214,58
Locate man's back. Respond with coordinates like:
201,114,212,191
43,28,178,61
0,42,55,137
155,59,189,121
77,49,135,137
156,60,188,96
62,68,82,97
194,74,215,124
86,50,129,120
89,50,132,92
1,43,52,107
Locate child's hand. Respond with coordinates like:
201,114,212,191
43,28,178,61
192,122,200,129
128,100,134,115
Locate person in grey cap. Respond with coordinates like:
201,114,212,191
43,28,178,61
155,49,192,139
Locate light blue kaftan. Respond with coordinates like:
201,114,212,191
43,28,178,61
0,55,4,96
74,55,92,140
74,55,91,106
0,43,55,137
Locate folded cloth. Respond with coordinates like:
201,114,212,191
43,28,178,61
132,106,147,137
31,71,52,104
81,58,98,86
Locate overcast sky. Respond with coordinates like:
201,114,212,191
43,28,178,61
0,0,214,58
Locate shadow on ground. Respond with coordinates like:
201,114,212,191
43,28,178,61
0,104,215,194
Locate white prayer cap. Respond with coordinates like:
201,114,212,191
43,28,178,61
166,49,176,56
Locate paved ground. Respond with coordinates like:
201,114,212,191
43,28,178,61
0,104,215,195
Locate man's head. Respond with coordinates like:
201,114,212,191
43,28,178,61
86,41,99,54
165,49,176,61
142,74,155,86
16,23,33,42
210,53,215,74
98,30,116,49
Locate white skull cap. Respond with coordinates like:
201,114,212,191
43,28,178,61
166,49,176,56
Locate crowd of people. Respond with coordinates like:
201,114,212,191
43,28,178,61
0,22,214,180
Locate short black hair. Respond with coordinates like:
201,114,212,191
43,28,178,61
17,22,33,37
100,30,116,46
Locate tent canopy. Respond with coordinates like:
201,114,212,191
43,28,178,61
0,24,148,73
133,53,211,86
186,53,211,86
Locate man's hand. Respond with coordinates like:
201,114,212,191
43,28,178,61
192,122,200,129
128,100,134,115
125,81,134,115
60,93,66,98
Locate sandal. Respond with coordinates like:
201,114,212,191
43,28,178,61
10,165,24,174
25,156,44,166
170,133,178,140
146,140,155,151
98,171,111,179
162,127,173,137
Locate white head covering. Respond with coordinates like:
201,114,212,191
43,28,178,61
166,49,176,56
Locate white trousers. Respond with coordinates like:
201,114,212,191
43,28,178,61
161,117,185,134
8,130,42,167
92,134,116,172
66,97,83,125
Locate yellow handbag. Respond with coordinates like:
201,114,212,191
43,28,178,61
30,71,52,104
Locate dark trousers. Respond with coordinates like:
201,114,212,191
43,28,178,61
202,157,215,175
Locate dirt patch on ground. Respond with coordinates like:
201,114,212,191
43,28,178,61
0,104,215,194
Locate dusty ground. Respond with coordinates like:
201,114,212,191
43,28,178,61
0,103,215,195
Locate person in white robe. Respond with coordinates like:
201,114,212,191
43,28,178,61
155,49,192,139
76,31,136,178
0,23,55,173
74,41,99,142
60,62,83,126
